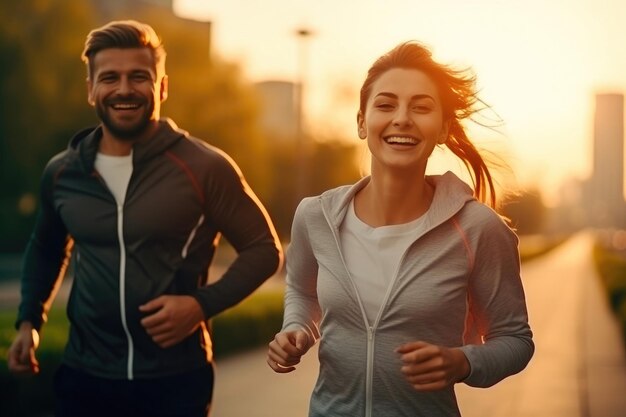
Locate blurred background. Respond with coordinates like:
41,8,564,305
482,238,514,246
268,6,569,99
1,0,625,252
1,0,626,416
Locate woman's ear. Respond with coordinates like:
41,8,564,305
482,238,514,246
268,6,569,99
438,120,451,144
357,111,366,139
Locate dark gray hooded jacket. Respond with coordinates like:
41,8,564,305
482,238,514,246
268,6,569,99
18,118,282,379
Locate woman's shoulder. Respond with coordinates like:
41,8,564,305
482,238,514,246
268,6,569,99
458,200,516,234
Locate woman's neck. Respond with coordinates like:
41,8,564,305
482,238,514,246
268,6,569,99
354,171,433,227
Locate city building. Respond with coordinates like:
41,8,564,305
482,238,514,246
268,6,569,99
586,93,626,228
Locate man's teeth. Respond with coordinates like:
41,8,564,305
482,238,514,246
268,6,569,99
385,136,418,145
112,103,140,110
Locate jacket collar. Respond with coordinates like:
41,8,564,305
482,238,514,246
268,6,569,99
68,118,186,172
319,171,476,231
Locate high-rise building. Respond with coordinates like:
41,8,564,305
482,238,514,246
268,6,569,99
587,93,625,227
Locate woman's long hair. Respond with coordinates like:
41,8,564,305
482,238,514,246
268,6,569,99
359,41,499,208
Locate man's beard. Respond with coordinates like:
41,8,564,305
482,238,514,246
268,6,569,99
95,98,155,141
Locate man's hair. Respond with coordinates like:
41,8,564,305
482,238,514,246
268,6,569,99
81,20,166,79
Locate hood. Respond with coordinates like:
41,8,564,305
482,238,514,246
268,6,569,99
67,118,187,173
319,171,476,231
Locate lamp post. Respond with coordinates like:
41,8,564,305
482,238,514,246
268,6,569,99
294,28,312,204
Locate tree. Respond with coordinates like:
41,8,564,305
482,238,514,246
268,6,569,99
500,188,547,235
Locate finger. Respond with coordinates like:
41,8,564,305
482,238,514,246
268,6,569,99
395,340,428,354
404,369,446,384
140,310,168,329
266,357,296,373
294,331,309,351
8,352,37,374
139,297,164,313
9,362,35,374
17,344,31,364
399,345,438,365
29,350,40,373
267,347,299,366
409,380,447,392
276,334,304,356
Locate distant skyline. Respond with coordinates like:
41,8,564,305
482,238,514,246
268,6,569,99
174,0,626,203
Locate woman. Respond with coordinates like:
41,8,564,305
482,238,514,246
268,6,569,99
267,41,534,417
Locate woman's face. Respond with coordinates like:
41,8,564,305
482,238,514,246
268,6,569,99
358,68,448,173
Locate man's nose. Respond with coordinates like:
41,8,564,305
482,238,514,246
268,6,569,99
117,77,134,95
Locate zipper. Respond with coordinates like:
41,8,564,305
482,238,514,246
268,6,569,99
116,203,134,380
365,326,375,417
319,195,419,416
319,198,377,416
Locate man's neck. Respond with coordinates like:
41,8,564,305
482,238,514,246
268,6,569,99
99,121,159,156
99,135,134,156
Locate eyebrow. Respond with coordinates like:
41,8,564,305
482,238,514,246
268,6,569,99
374,92,436,101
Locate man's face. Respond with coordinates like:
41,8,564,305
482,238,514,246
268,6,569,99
87,47,167,141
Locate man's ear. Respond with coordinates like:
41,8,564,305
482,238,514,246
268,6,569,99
86,78,95,106
160,74,169,103
357,111,366,139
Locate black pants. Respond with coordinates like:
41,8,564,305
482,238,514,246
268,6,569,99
53,364,214,417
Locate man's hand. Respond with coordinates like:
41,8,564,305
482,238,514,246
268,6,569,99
139,295,205,348
7,322,40,375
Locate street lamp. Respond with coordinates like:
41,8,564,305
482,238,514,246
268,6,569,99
294,27,313,203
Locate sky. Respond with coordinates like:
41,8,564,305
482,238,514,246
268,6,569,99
174,0,626,203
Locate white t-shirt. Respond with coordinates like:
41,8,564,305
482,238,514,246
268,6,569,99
340,199,424,325
94,152,133,205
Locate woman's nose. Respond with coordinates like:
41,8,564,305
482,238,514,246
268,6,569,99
392,108,413,128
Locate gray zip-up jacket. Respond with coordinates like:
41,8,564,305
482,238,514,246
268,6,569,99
282,172,534,417
17,118,282,380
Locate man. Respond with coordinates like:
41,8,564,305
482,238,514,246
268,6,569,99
7,20,283,417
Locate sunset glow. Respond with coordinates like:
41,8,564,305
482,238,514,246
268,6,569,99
174,0,626,202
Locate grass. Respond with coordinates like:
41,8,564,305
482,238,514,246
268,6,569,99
592,230,626,343
0,288,284,417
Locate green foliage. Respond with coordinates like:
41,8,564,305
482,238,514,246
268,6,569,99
500,188,547,235
592,234,626,343
0,308,68,417
518,234,570,263
212,290,284,357
0,0,362,250
0,0,97,251
0,288,285,417
265,139,361,237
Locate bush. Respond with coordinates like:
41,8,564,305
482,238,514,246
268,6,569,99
0,288,284,417
592,234,626,344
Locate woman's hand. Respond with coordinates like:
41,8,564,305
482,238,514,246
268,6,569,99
396,341,470,391
267,330,312,373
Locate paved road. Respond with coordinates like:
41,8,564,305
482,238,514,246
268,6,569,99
210,232,626,417
3,232,625,416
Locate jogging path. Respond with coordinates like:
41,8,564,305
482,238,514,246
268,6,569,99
210,231,626,416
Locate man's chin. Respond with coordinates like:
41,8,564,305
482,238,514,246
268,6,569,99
103,120,153,141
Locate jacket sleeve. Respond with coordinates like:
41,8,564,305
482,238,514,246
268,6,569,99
459,210,535,387
191,151,283,318
281,198,321,343
17,160,73,331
